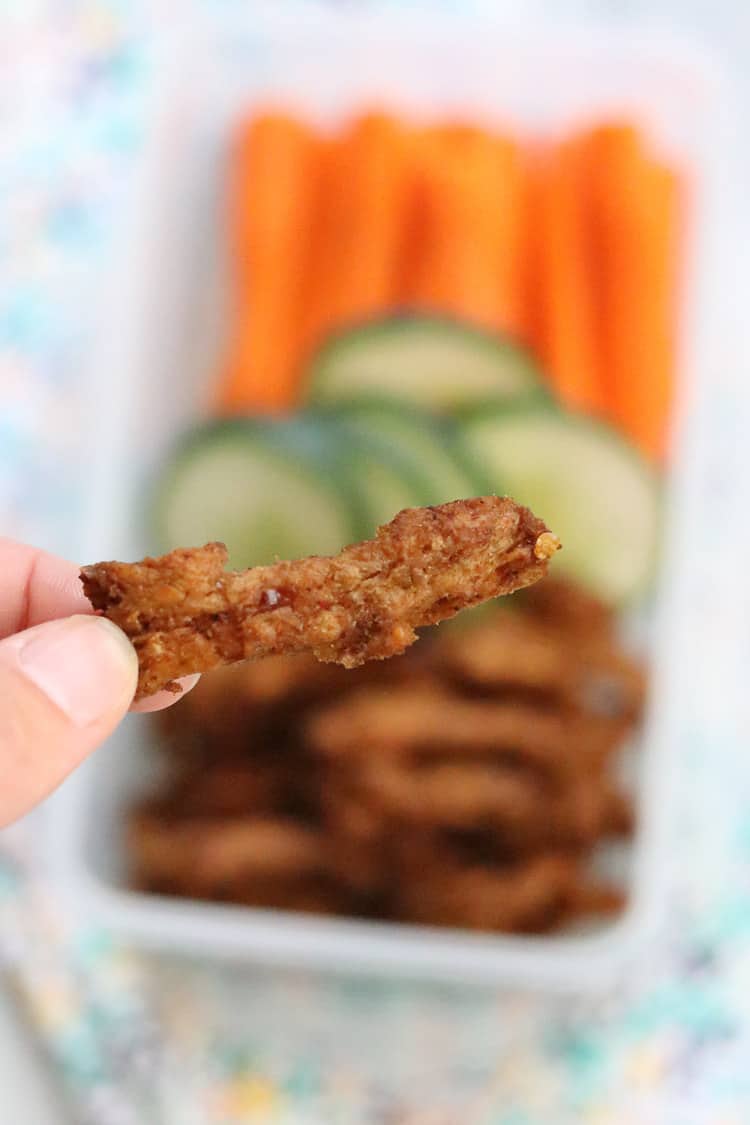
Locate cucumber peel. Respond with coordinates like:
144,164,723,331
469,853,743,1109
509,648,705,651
313,397,490,506
152,417,362,568
306,314,547,413
459,402,661,603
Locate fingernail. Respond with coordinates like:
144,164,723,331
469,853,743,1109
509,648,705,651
16,616,138,727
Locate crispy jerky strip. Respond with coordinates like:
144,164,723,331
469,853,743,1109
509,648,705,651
307,687,617,775
523,576,615,639
327,761,629,853
566,881,627,920
396,855,582,933
129,814,326,892
436,614,645,721
358,760,548,829
139,868,346,915
81,497,559,699
436,613,580,699
139,764,288,818
229,877,348,916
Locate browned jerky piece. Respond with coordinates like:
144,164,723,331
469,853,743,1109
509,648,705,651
568,881,627,919
326,759,629,856
436,611,646,727
139,763,290,819
347,760,548,830
129,813,327,895
157,650,427,762
323,794,388,894
436,612,580,702
523,575,615,639
575,648,647,724
597,786,635,836
215,874,348,915
307,687,617,778
81,497,559,698
140,867,348,915
396,855,582,933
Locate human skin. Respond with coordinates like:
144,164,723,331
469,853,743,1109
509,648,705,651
0,539,197,827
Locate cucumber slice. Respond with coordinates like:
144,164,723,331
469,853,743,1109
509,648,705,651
306,315,546,413
459,404,660,603
153,418,360,568
315,398,489,505
319,414,431,535
341,427,431,535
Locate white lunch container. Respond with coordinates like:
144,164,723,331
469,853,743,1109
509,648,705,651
44,5,736,989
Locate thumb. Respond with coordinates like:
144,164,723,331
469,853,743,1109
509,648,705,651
0,614,138,826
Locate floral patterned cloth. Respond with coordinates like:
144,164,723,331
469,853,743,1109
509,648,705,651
2,2,750,1122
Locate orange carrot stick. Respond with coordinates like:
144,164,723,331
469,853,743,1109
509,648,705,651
514,143,543,349
530,136,603,413
219,111,321,413
314,113,409,344
585,123,680,459
296,135,340,360
401,125,526,334
494,133,528,334
642,160,681,451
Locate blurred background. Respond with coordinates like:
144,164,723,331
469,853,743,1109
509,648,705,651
3,2,750,1123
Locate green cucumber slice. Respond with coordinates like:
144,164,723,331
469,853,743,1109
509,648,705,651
339,438,427,535
341,429,431,535
459,404,660,603
306,315,546,413
315,398,489,505
152,418,360,569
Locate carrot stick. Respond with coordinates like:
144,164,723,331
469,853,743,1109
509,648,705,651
530,136,603,413
296,135,340,361
401,125,526,334
494,133,527,335
218,111,321,413
307,113,410,354
585,123,680,459
513,143,543,349
642,160,681,451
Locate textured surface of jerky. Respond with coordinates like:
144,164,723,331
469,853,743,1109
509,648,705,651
395,854,582,933
126,571,639,935
305,687,619,772
81,497,559,698
128,814,327,892
330,759,625,845
435,612,646,721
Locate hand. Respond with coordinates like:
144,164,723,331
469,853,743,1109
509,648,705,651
0,539,198,827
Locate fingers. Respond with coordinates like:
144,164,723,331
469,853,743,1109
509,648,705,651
0,539,90,638
131,675,201,714
0,615,138,827
0,539,200,715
